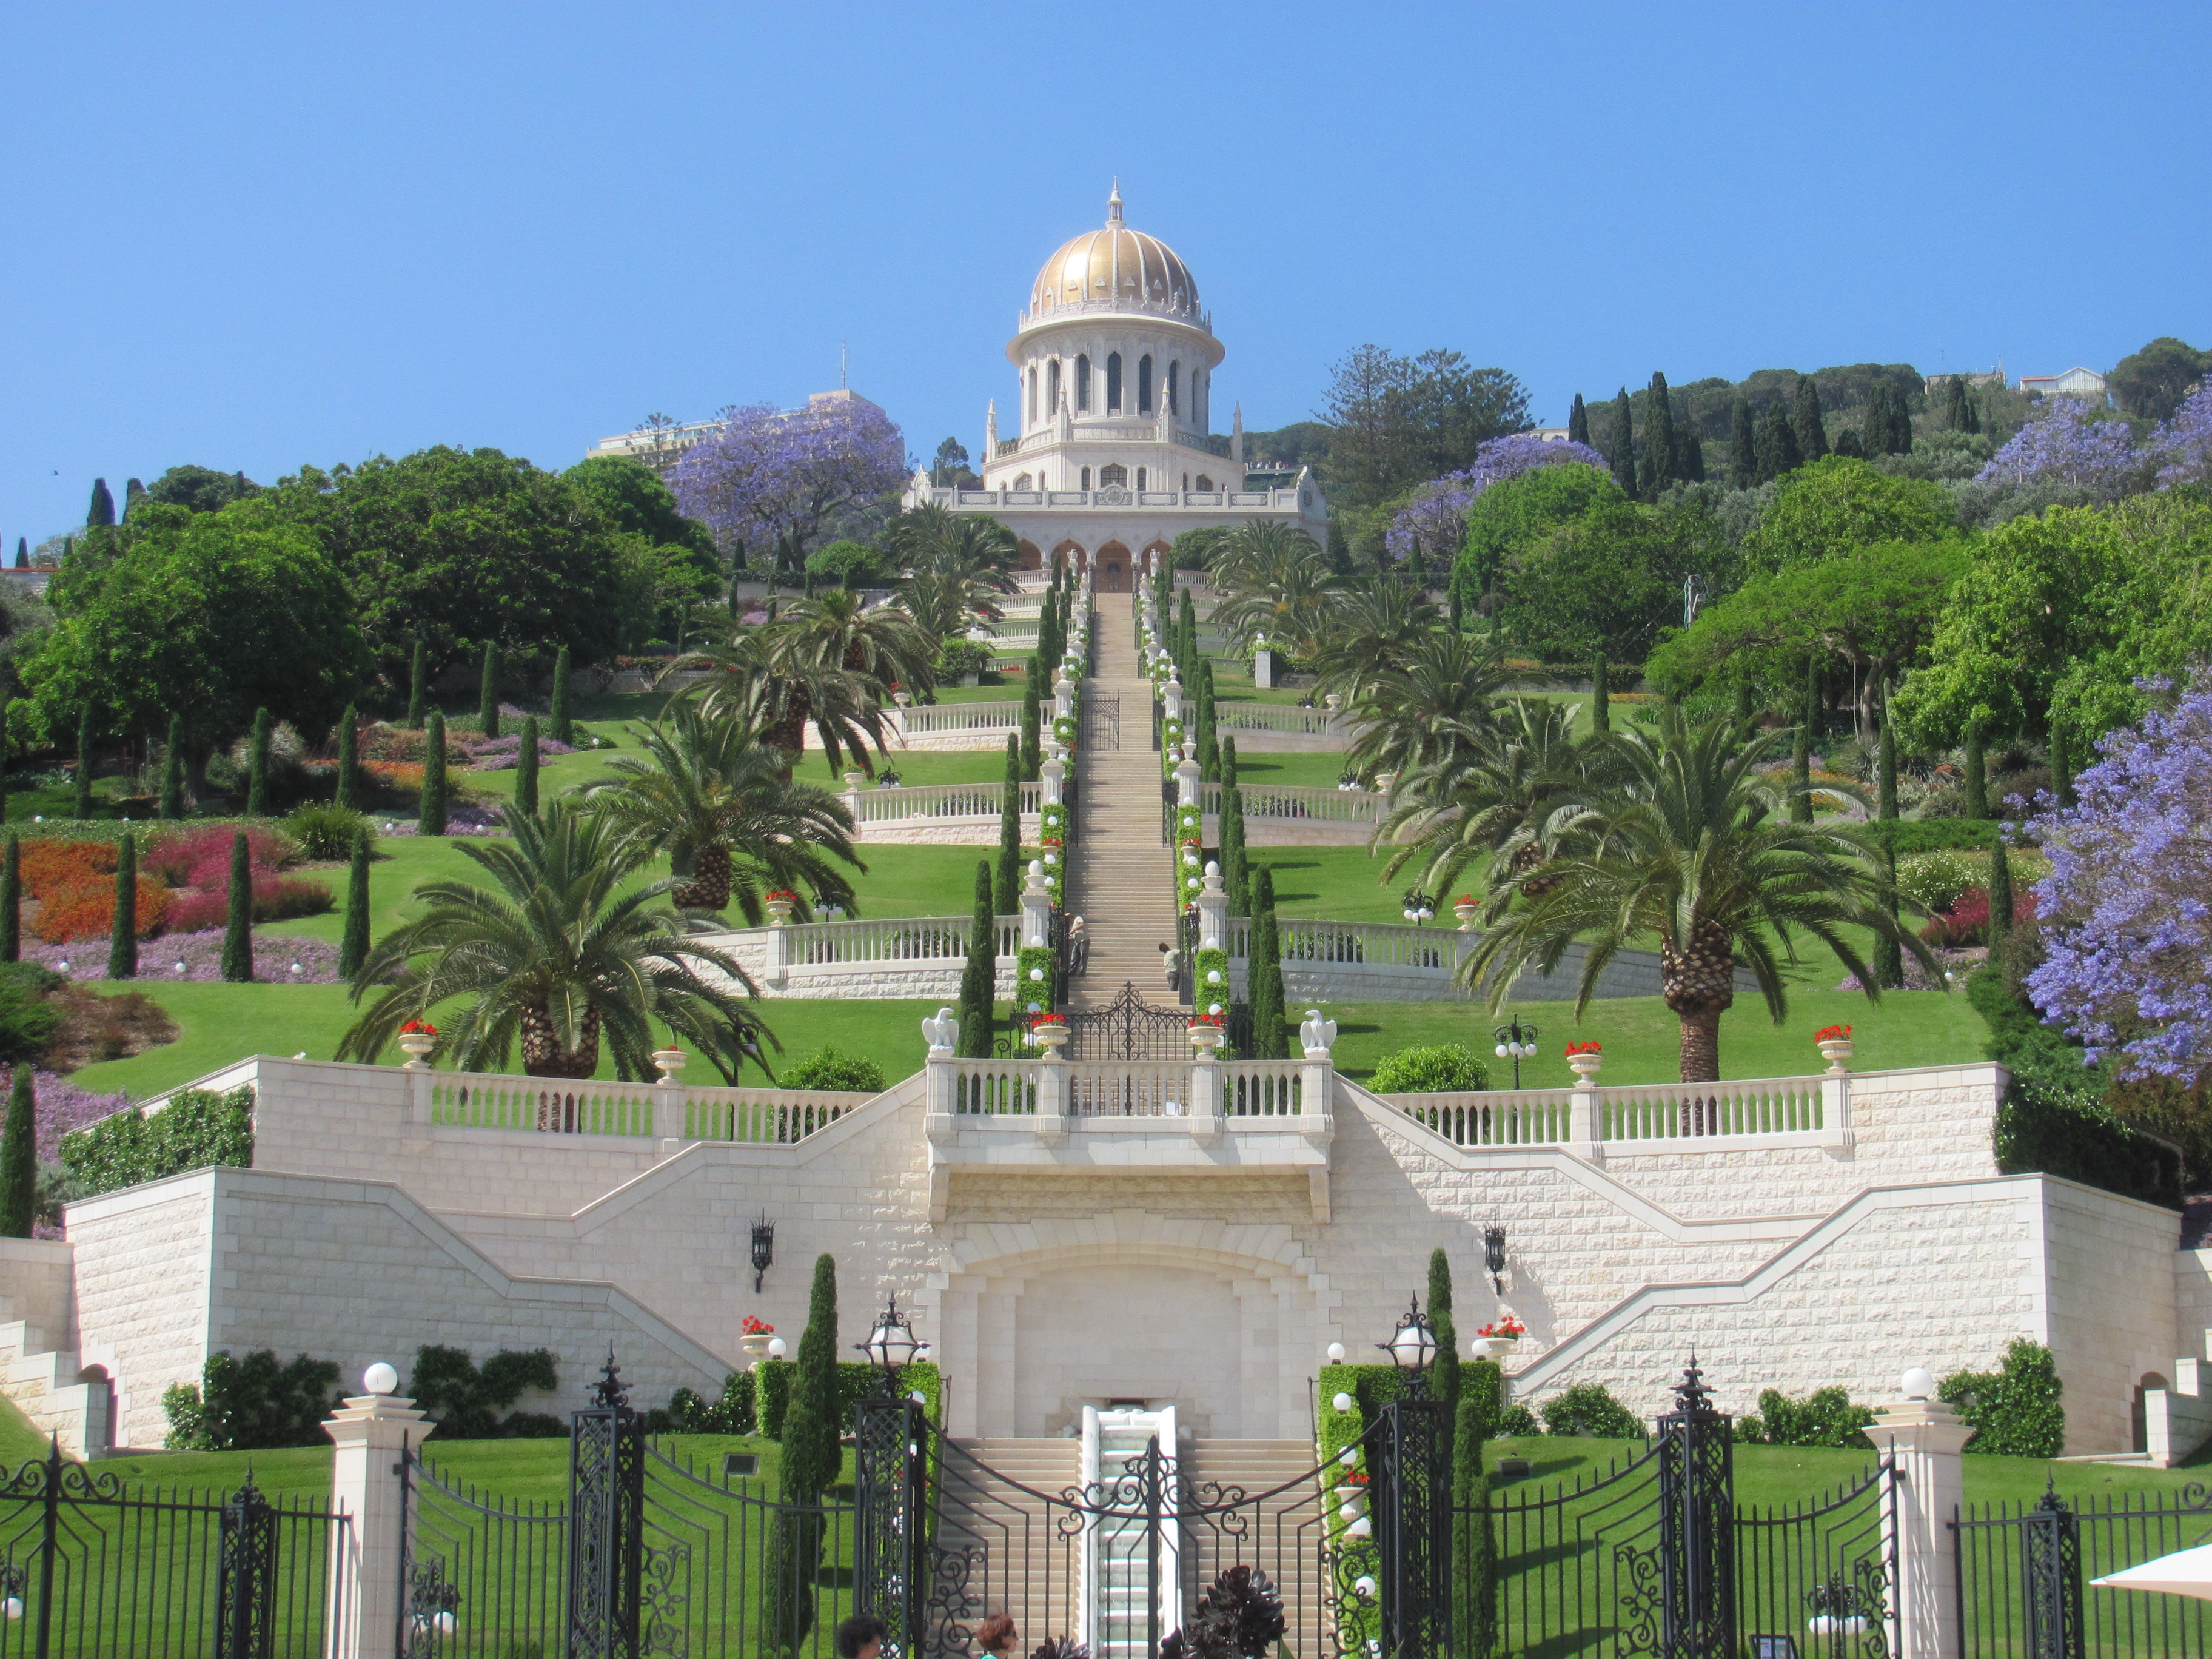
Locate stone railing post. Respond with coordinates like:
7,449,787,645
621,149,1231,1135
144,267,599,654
408,1066,433,1126
651,1048,686,1153
1186,1036,1223,1140
1019,860,1054,950
922,1008,960,1124
1175,753,1202,806
1324,692,1343,736
323,1376,432,1659
1196,863,1227,953
842,768,866,825
1252,642,1274,689
1034,1055,1067,1143
1163,675,1184,722
1040,756,1065,808
1822,1045,1857,1153
1053,672,1074,721
1567,1057,1603,1162
1871,1375,1972,1659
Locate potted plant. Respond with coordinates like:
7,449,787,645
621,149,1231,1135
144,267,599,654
1815,1023,1854,1073
739,1315,775,1367
1453,893,1480,931
1472,1314,1527,1359
1031,1012,1069,1056
398,1019,438,1069
765,889,800,927
1188,1010,1226,1058
1565,1040,1603,1081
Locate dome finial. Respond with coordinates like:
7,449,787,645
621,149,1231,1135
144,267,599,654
1107,179,1124,224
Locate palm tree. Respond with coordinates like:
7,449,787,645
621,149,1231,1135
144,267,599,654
760,587,937,743
1308,580,1443,706
1206,522,1346,659
1460,710,1932,1082
665,630,891,776
1378,697,1591,898
891,503,1021,593
335,803,775,1081
583,704,863,921
1344,630,1515,781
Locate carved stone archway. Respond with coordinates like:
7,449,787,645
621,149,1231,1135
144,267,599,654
1016,538,1043,571
1096,540,1131,592
1050,540,1086,577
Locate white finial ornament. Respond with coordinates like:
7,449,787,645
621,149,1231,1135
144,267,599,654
1107,179,1124,224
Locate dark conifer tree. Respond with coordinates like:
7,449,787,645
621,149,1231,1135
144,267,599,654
1590,657,1610,734
340,829,372,978
107,831,138,980
478,642,501,739
1638,372,1675,500
1607,388,1636,495
406,640,429,730
549,645,572,744
12,538,24,570
1248,866,1287,1059
1754,405,1801,481
1964,731,1989,820
1021,669,1042,780
1674,420,1705,483
515,716,541,816
0,1067,33,1238
87,478,115,528
122,478,147,520
73,708,95,820
957,860,995,1057
335,705,361,812
994,736,1022,916
1872,719,1902,988
1567,394,1589,445
1219,786,1248,915
420,712,449,836
0,836,18,964
159,714,185,819
1792,659,1818,825
221,833,253,982
1729,398,1757,487
1988,834,2017,959
1792,376,1829,463
1833,428,1866,459
246,708,272,817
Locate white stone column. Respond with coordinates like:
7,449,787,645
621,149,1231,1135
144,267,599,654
1252,645,1274,689
1196,863,1227,952
1034,1052,1067,1144
1567,1059,1603,1162
1822,1048,1857,1153
1163,675,1184,722
1871,1381,1972,1659
1019,861,1054,957
1040,756,1065,807
1053,672,1074,720
323,1386,432,1659
1186,1039,1223,1140
1176,754,1202,807
922,1010,960,1121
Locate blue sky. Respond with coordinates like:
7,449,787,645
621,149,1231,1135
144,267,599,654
4,2,2205,545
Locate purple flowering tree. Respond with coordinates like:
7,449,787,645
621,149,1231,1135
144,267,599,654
671,397,907,576
1386,434,1609,566
2023,674,2212,1081
2151,384,2212,489
1976,396,2144,498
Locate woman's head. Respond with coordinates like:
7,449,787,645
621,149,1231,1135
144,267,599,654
975,1614,1017,1654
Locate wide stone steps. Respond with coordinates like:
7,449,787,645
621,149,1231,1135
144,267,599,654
0,1319,111,1458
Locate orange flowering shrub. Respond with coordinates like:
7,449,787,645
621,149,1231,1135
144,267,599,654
33,880,172,944
21,841,118,899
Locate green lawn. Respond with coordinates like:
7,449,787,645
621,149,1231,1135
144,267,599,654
1258,846,1432,924
1227,751,1355,789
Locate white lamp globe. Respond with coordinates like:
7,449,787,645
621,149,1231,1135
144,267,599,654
1901,1366,1936,1400
1332,1392,1355,1413
1326,1342,1347,1364
363,1362,400,1396
768,1337,787,1359
1495,1044,1509,1058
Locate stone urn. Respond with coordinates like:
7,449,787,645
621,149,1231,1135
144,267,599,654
1033,1021,1070,1058
740,1332,774,1367
1818,1036,1855,1074
652,1048,688,1085
1188,1023,1225,1060
892,691,911,708
398,1031,437,1070
1472,1333,1522,1362
1567,1051,1604,1084
765,896,797,927
1453,900,1480,931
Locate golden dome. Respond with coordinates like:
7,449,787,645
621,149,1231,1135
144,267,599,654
1028,186,1201,324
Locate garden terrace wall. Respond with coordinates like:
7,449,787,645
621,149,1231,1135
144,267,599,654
689,914,1021,999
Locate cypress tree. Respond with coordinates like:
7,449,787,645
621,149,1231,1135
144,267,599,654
107,831,138,980
1792,659,1818,825
1877,709,1899,822
1962,383,1981,435
1457,1361,1503,1657
549,645,573,745
1196,662,1218,782
340,828,372,979
1834,427,1866,459
1449,585,1464,634
420,711,449,836
478,642,500,739
0,1067,33,1238
1176,588,1198,676
1566,393,1589,446
1729,398,1757,487
87,478,115,528
1675,420,1706,483
406,640,429,729
957,860,996,1058
221,832,253,982
159,713,185,820
1638,372,1674,500
1872,842,1904,990
1792,375,1830,462
994,736,1021,916
246,707,272,817
0,836,18,964
1988,833,2017,961
122,478,147,520
335,705,361,812
1608,387,1635,495
1964,731,1989,820
73,707,96,819
1754,404,1801,481
1248,866,1287,1059
1220,785,1248,914
9,538,22,571
1590,656,1610,734
1429,1247,1459,1415
2049,717,2073,810
1872,719,1902,988
1942,375,1968,432
771,1253,840,1650
1021,669,1042,779
515,716,540,816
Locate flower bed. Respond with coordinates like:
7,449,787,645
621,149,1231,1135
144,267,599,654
24,928,346,983
32,882,172,945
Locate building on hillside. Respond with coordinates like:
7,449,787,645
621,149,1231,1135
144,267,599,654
588,389,888,475
900,186,1327,591
1923,370,2006,393
2019,367,2109,401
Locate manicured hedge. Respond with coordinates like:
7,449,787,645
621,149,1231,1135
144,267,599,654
669,1359,943,1439
61,1085,254,1198
1865,818,2003,853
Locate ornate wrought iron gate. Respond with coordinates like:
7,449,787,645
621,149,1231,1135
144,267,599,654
1064,982,1194,1062
1082,692,1120,752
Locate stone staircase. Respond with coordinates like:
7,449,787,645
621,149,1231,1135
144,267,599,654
0,1316,110,1458
1176,1440,1327,1641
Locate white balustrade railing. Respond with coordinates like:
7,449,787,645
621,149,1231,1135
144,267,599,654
428,1073,870,1144
1385,1090,1572,1147
1200,782,1378,823
1228,1062,1305,1116
776,915,1023,967
899,701,1023,734
1598,1076,1825,1141
848,781,1041,823
1066,1061,1190,1116
952,1059,1036,1116
1208,703,1338,736
1226,919,1454,971
947,1059,1315,1119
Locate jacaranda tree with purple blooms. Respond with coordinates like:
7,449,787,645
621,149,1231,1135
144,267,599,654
2151,384,2212,491
1976,397,2145,500
1385,434,1609,570
672,398,907,578
2024,673,2212,1084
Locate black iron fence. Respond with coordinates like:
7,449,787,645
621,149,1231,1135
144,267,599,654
0,1443,347,1658
1955,1484,2212,1659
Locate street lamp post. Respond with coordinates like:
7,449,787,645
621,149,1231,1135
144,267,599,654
1371,1295,1450,1659
853,1294,930,1658
1401,889,1436,927
1493,1018,1540,1089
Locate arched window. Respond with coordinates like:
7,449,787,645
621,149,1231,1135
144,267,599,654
1027,367,1037,426
1136,467,1147,491
1014,473,1033,491
1167,361,1179,414
1081,466,1093,490
1196,474,1215,491
1076,355,1091,412
1106,352,1122,414
1048,360,1061,414
1138,355,1153,413
1099,463,1128,487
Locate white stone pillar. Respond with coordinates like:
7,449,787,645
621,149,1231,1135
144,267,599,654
323,1386,432,1659
1176,754,1202,806
1871,1382,1972,1659
1186,1036,1223,1140
1053,672,1074,721
843,768,865,825
1252,649,1273,689
1019,861,1054,956
1039,756,1065,807
922,1010,959,1118
1324,692,1343,737
765,918,789,993
1196,863,1227,952
1034,1052,1067,1144
1822,1051,1857,1152
1163,675,1184,722
1566,1058,1603,1162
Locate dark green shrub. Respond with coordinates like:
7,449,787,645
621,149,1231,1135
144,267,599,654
1864,818,2002,854
61,1085,254,1198
285,803,372,862
1369,1044,1492,1093
1540,1382,1643,1439
757,1356,792,1438
0,970,63,1068
1737,1386,1875,1448
407,1346,560,1439
779,1047,887,1093
162,1349,342,1450
671,1370,759,1435
1496,1404,1541,1437
1940,1339,2065,1457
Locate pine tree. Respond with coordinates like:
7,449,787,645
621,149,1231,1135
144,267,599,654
515,717,540,816
1220,785,1248,914
340,828,372,979
335,705,361,812
1567,393,1589,445
1638,372,1674,500
1729,398,1757,487
1674,420,1706,483
478,642,500,740
1608,387,1636,494
87,478,115,528
122,478,147,520
0,836,18,964
9,538,22,571
1793,659,1818,825
1792,375,1830,463
549,645,572,745
1021,669,1042,779
1590,656,1610,734
957,860,996,1058
994,736,1022,916
73,708,95,820
1754,404,1801,481
159,713,185,819
1964,731,1989,820
1248,866,1287,1059
0,1067,33,1238
107,831,138,980
246,708,272,817
420,712,449,836
406,640,429,730
221,832,253,982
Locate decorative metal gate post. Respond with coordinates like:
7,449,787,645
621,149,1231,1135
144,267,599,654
215,1471,279,1659
1654,1358,1735,1659
2020,1487,2084,1659
1375,1390,1451,1659
569,1350,646,1659
856,1390,924,1655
